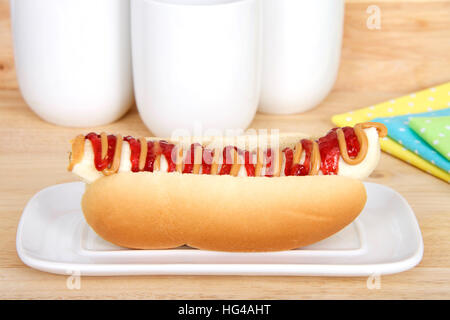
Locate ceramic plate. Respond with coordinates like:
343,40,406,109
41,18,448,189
16,182,423,276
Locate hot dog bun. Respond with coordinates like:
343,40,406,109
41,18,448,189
82,173,366,252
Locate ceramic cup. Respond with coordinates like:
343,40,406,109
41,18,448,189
10,0,134,127
131,0,261,137
259,0,345,114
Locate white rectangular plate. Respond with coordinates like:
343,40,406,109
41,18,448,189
16,182,423,276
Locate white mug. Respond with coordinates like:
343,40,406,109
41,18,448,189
131,0,261,137
10,0,134,127
259,0,345,114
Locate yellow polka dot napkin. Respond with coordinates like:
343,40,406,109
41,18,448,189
332,82,450,183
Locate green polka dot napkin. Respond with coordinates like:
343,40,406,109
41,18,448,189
409,116,450,161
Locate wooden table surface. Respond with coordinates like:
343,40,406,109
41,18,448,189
1,0,449,299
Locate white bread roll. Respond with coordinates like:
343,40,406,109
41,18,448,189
82,172,366,252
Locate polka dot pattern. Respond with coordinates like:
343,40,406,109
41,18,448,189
410,116,450,161
331,82,450,183
372,110,450,176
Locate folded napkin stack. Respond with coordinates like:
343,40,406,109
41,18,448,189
332,82,450,183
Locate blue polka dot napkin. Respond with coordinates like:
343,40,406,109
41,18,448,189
372,108,450,174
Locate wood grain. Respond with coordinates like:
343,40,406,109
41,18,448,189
0,0,449,299
0,0,15,90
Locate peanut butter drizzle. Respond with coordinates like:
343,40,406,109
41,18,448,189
229,148,241,177
67,134,86,171
175,146,184,173
309,140,321,176
337,125,368,165
193,144,203,174
255,148,264,177
102,134,123,176
138,138,148,171
68,122,387,177
293,142,303,165
360,122,388,138
273,149,283,177
210,148,221,175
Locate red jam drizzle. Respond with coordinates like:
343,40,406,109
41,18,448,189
143,141,157,172
318,127,360,175
291,139,313,176
105,135,117,170
183,143,198,174
85,133,116,171
243,150,255,177
341,127,360,158
264,148,275,177
159,140,177,173
219,146,234,175
123,136,141,172
282,147,294,176
202,148,214,175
